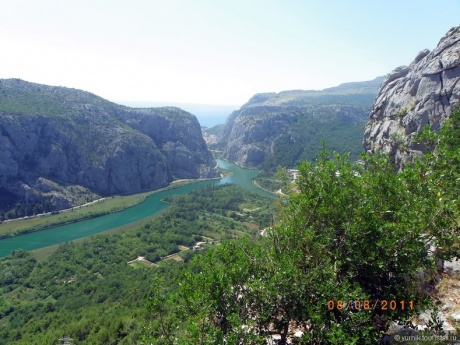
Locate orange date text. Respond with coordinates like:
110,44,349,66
326,299,414,311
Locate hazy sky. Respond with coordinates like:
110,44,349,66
1,0,459,106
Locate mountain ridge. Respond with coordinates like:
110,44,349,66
217,77,384,168
0,79,218,215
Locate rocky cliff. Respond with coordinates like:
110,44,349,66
0,79,218,212
218,78,383,168
363,26,460,167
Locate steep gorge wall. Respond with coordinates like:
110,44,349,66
218,78,383,168
363,26,460,167
0,79,218,211
118,107,218,179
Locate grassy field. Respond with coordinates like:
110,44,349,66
128,258,157,269
163,254,184,262
0,181,191,239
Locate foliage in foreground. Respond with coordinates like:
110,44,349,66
143,106,460,344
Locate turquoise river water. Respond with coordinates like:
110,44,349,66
0,159,275,258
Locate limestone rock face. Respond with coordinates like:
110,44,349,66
118,107,218,179
219,78,383,168
0,79,218,211
363,26,460,167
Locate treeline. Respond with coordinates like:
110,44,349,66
0,187,55,222
0,186,99,222
165,184,272,230
0,199,54,221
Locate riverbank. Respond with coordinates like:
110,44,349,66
0,159,271,258
30,206,172,261
1,197,108,224
0,180,195,240
251,179,281,196
171,176,222,184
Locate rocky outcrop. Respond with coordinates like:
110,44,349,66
219,78,383,168
363,26,460,167
0,79,218,211
117,107,217,180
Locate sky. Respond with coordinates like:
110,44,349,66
1,0,459,108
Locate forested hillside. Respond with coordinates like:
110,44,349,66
217,77,383,170
0,185,272,344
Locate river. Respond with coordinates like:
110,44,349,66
0,159,275,258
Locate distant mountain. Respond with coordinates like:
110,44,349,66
217,77,383,169
202,124,224,146
118,101,237,127
364,26,460,168
0,79,218,214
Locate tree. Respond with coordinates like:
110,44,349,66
269,151,436,342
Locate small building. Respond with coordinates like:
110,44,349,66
288,169,300,180
57,335,74,344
